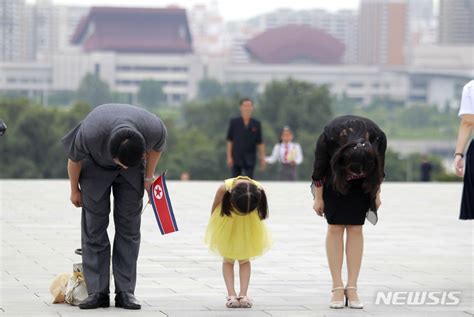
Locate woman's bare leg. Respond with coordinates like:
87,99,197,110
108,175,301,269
326,224,345,301
345,225,363,301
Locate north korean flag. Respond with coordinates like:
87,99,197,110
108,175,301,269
148,172,178,235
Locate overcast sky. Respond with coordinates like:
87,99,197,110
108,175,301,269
26,0,360,21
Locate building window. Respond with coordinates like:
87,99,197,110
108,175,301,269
116,65,188,72
348,82,364,88
171,94,184,102
170,81,187,86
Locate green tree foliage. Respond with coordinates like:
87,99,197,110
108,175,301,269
76,73,111,107
197,78,258,101
224,81,259,101
0,99,92,178
383,150,457,182
0,78,460,181
333,96,460,140
47,90,76,106
197,78,223,100
255,79,333,180
258,79,332,136
137,79,165,109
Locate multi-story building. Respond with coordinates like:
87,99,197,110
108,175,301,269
66,7,201,104
1,0,88,62
408,0,436,45
439,0,474,44
0,0,28,62
25,0,60,61
231,8,359,64
187,3,230,57
1,4,471,109
358,0,408,66
1,6,202,105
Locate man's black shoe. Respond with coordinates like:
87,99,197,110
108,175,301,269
115,292,141,310
79,293,110,309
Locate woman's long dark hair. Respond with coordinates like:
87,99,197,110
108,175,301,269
220,182,268,220
330,138,382,195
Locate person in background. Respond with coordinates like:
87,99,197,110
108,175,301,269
265,126,303,180
180,171,190,181
0,119,6,136
454,79,474,220
226,98,266,178
420,156,433,182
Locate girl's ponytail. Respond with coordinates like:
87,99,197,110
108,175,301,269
257,189,269,220
220,191,232,217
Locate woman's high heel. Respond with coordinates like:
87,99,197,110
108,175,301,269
345,286,364,309
329,287,345,309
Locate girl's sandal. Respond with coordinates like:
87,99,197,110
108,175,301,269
238,296,253,308
225,296,241,308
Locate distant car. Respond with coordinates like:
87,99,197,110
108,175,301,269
0,119,6,136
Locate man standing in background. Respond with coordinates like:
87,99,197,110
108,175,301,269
226,98,266,178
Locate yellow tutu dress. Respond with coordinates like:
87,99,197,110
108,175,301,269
204,177,272,260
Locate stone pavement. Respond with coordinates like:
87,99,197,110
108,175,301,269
0,180,473,317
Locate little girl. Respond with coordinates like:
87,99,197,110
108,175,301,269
266,126,303,180
205,176,271,308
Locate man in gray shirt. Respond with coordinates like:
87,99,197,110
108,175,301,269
62,104,167,310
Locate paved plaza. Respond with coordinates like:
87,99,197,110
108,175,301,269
0,180,473,316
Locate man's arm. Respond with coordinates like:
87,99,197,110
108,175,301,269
226,141,234,168
67,159,82,207
258,143,266,169
226,120,234,168
144,150,162,191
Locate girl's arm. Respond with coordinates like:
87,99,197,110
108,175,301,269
210,184,227,214
265,144,279,164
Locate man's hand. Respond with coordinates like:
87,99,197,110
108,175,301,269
70,189,82,208
144,180,153,196
454,155,464,177
227,156,234,168
313,199,324,217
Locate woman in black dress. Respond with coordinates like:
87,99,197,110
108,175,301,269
311,115,386,309
454,80,474,220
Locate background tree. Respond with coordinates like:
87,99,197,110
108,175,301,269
258,79,332,136
76,73,111,107
224,81,259,101
137,79,165,109
256,79,333,180
197,78,223,101
0,78,461,181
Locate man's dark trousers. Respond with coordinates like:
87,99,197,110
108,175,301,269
232,164,255,178
80,169,143,294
